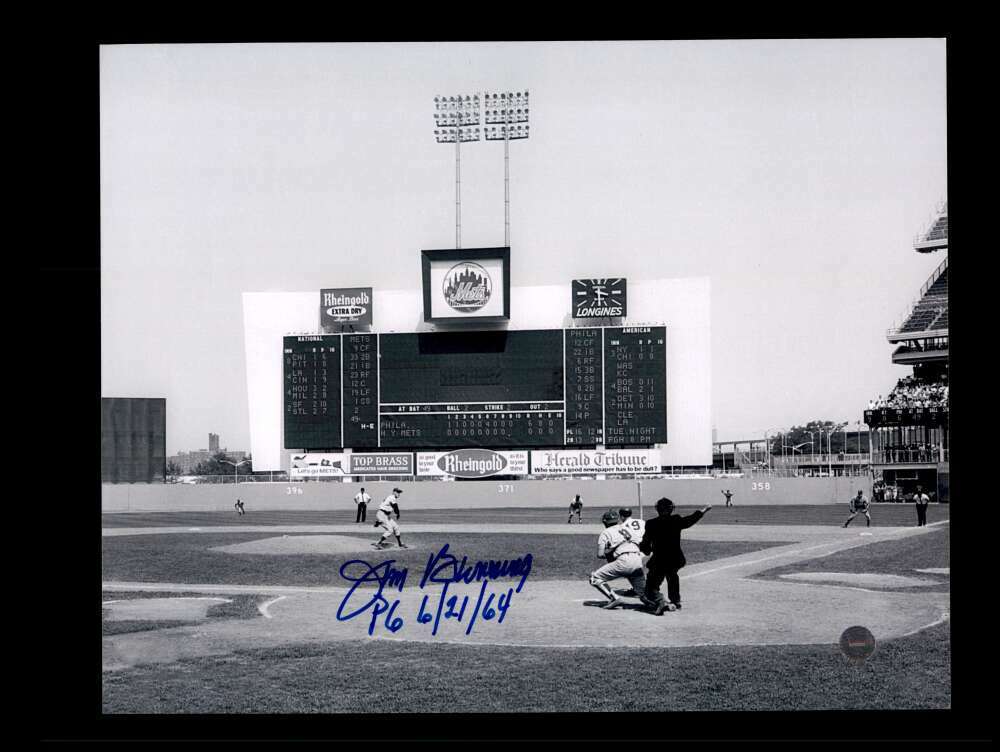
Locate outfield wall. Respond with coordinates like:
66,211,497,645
102,476,871,513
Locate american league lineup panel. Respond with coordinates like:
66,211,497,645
283,326,667,450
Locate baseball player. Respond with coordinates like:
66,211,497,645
721,489,734,507
842,490,871,527
353,487,372,523
618,507,645,544
615,507,647,598
914,485,931,527
568,495,584,524
373,488,407,549
589,509,656,610
234,498,245,516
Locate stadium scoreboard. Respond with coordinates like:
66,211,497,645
283,327,666,450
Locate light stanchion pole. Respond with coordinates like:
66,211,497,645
484,91,529,246
434,95,481,248
220,459,249,485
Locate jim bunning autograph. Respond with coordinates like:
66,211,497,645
336,544,533,637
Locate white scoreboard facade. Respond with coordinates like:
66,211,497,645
242,277,712,471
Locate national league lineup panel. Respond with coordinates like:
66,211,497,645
283,327,666,450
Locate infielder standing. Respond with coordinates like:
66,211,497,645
373,488,407,549
353,486,371,523
914,484,930,527
842,490,871,527
568,495,584,524
589,509,655,610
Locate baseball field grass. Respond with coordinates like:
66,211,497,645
102,591,263,636
102,505,951,713
102,532,788,587
754,525,950,591
101,620,951,712
101,503,951,529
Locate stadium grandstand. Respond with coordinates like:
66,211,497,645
865,201,949,502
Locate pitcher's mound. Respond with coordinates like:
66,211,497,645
778,572,937,589
211,535,400,555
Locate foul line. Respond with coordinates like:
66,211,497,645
258,595,287,619
900,610,950,638
682,540,845,580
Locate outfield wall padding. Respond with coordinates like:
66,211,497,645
102,476,871,513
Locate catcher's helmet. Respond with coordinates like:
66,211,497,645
618,507,633,519
601,509,620,526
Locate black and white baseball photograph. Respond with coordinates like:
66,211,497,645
37,34,987,744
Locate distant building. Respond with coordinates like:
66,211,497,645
167,446,248,473
209,432,220,453
102,398,166,483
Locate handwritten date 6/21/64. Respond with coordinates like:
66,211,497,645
336,544,532,637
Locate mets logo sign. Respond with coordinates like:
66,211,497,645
443,262,492,313
437,449,507,478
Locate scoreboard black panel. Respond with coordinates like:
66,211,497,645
283,336,342,450
283,327,666,450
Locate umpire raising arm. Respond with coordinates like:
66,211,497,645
639,497,711,615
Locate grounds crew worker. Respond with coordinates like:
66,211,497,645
639,497,711,615
353,487,371,523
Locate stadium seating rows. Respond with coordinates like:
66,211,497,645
898,267,947,333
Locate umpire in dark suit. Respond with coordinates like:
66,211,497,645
639,497,712,615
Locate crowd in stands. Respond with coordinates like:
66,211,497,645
868,375,948,410
872,480,936,503
878,443,944,463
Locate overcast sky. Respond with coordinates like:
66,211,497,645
100,40,947,456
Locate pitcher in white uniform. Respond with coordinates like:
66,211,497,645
373,488,407,549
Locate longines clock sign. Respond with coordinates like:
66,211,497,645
572,278,627,318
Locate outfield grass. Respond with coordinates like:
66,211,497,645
102,620,950,712
754,526,950,592
101,503,950,529
102,532,788,588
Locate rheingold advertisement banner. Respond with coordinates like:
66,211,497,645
320,287,373,331
417,449,529,478
529,448,662,475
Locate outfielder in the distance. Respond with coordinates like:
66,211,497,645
372,488,407,549
568,495,583,524
590,509,656,611
842,489,871,528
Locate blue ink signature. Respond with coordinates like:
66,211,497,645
336,544,533,637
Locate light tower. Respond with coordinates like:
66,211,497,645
484,91,529,247
433,94,481,248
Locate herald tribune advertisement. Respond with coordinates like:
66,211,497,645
529,448,662,475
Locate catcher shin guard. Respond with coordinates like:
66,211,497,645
589,574,616,601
